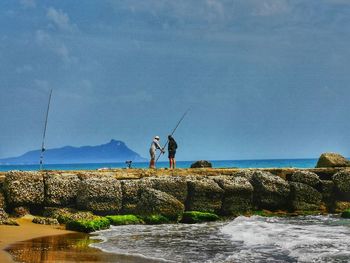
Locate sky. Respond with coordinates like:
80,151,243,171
0,0,350,161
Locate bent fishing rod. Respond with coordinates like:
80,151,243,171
155,108,190,163
39,89,53,170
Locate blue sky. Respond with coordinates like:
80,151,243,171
0,0,350,161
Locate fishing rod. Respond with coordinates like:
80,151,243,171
39,89,53,170
155,108,190,163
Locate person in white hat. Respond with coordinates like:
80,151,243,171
149,136,164,168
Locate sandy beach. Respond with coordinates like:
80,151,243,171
0,215,75,263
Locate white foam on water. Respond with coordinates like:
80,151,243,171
220,215,350,263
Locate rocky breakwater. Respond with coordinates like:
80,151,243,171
0,167,350,231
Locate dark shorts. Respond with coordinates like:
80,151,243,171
168,151,176,158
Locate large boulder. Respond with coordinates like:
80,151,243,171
251,171,290,210
136,188,184,220
120,179,153,214
233,170,255,182
213,176,253,215
190,160,212,168
186,178,224,213
332,170,350,200
76,175,122,215
45,172,81,206
316,153,350,168
289,182,322,211
4,171,44,207
148,176,188,204
288,171,320,188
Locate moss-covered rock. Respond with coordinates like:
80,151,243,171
43,207,95,224
149,177,188,204
180,211,220,224
186,178,224,213
334,201,350,213
288,171,320,188
120,179,152,214
106,215,143,225
213,176,253,215
141,214,170,224
341,209,350,218
66,217,110,233
77,175,122,215
289,182,322,211
11,206,30,217
4,171,44,207
45,172,80,206
319,180,335,202
136,188,184,221
333,170,350,199
251,171,290,210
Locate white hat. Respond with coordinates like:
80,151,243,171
154,136,160,140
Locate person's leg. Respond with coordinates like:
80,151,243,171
169,158,172,168
149,150,155,168
173,158,176,169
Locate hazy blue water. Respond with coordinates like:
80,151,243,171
90,215,350,263
0,158,318,172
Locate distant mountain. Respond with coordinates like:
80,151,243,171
0,139,147,164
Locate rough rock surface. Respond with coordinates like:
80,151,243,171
43,207,95,223
0,190,6,210
334,201,350,213
213,176,253,215
32,217,59,225
45,172,81,206
0,208,9,224
12,206,30,217
333,170,350,196
77,175,122,215
136,188,184,220
251,171,290,210
4,171,44,206
289,182,322,211
120,179,153,214
288,171,320,188
148,176,188,204
190,160,212,168
316,153,350,168
319,180,335,202
186,178,224,212
233,170,255,182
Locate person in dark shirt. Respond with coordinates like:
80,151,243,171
168,135,178,169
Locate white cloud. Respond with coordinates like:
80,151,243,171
35,30,77,64
46,7,78,33
20,0,36,9
251,0,290,16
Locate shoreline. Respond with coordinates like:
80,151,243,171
0,215,75,263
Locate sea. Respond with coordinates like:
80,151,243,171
90,215,350,263
0,158,319,172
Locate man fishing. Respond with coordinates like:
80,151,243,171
149,136,164,168
168,135,177,169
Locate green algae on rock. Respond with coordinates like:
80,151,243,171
341,209,350,218
180,211,220,223
106,215,143,225
66,217,110,233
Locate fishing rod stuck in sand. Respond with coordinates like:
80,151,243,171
39,89,53,170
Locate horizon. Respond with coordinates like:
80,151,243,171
0,138,346,163
1,1,350,161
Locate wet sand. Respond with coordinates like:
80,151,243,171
0,216,161,263
0,215,75,263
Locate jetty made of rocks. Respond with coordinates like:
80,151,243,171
1,166,350,226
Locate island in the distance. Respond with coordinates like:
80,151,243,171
0,139,147,164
